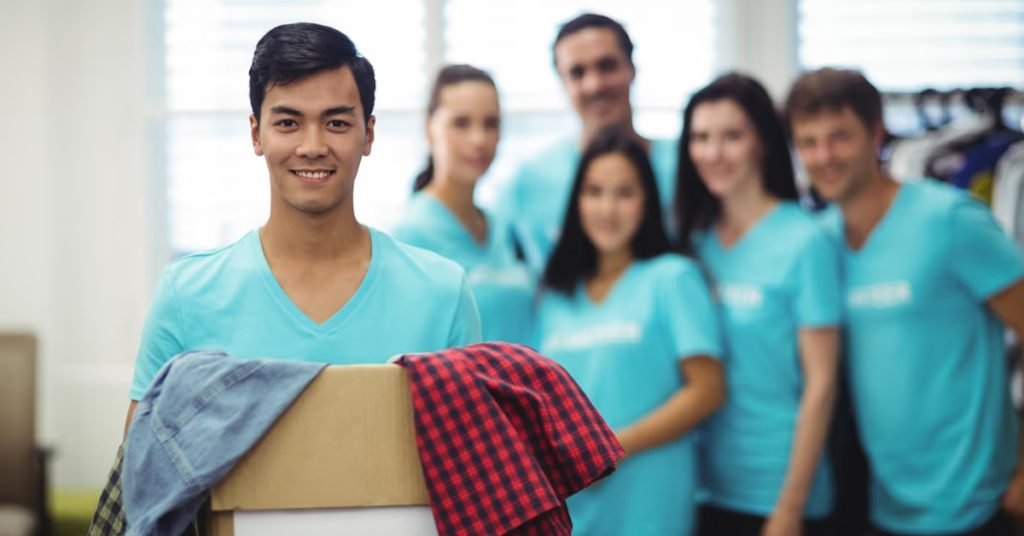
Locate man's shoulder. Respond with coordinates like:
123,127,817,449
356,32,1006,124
373,228,467,289
904,178,962,204
513,137,579,177
161,231,257,294
897,179,968,225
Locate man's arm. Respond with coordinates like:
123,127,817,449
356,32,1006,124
124,400,138,437
991,278,1024,522
991,278,1024,521
126,267,185,436
990,278,1024,336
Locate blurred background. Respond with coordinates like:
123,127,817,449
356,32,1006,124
0,0,1021,533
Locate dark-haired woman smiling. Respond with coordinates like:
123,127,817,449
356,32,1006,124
535,127,725,536
676,73,841,536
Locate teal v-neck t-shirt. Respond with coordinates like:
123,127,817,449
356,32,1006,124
820,180,1024,533
392,192,534,344
130,227,482,400
536,254,722,536
694,201,841,518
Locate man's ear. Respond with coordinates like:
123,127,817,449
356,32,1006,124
250,114,264,156
363,115,376,157
872,119,886,152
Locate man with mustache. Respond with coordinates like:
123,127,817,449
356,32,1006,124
494,13,678,273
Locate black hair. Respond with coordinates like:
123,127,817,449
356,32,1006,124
543,127,670,295
552,13,634,69
248,22,376,124
675,72,798,255
413,64,497,192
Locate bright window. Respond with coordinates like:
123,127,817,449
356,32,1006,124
161,1,717,254
798,0,1024,91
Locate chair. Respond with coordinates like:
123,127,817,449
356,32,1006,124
0,333,51,536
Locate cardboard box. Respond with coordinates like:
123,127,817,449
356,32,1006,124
208,365,436,535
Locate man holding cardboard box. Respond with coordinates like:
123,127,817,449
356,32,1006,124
124,22,482,427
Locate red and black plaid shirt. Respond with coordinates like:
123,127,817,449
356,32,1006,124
394,342,625,536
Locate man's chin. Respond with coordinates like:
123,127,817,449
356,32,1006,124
586,113,629,132
287,198,345,216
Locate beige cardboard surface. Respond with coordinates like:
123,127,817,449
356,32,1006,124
210,365,430,512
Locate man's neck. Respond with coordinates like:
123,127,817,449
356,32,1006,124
580,118,649,152
839,171,900,251
260,205,367,264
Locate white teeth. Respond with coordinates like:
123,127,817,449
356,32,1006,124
294,170,332,179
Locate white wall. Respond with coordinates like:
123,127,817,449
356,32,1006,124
0,0,156,488
715,0,800,100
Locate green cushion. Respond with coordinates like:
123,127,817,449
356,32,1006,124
51,489,100,536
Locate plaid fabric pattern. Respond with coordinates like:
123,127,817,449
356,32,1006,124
89,444,127,536
395,342,625,536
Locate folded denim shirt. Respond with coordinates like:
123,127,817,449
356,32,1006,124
121,350,326,536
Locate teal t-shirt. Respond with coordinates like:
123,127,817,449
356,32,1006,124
535,254,721,536
130,227,482,400
694,202,841,519
820,180,1024,533
392,193,534,344
496,136,678,273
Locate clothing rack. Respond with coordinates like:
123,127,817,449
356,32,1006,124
883,87,1024,135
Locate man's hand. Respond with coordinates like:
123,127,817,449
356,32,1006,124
1003,471,1024,522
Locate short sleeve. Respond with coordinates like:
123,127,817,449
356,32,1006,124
792,228,843,327
129,268,186,400
447,272,483,347
947,196,1024,300
658,260,723,361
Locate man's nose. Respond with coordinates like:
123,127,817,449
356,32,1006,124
296,126,328,158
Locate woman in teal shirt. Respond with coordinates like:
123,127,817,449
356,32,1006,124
536,127,725,535
675,73,841,536
392,65,533,344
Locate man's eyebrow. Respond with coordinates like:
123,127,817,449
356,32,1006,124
323,106,356,117
268,105,302,116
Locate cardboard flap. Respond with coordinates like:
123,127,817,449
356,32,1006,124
211,365,430,511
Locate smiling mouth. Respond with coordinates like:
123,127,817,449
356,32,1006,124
291,169,335,183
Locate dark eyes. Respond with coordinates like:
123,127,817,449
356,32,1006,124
596,58,619,72
451,117,500,129
568,57,621,79
273,119,349,129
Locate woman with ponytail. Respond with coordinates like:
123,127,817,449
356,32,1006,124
392,64,533,344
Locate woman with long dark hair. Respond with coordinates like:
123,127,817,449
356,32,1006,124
676,72,841,536
536,127,725,535
392,64,532,343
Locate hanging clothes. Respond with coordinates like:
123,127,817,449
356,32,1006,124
994,141,1024,247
